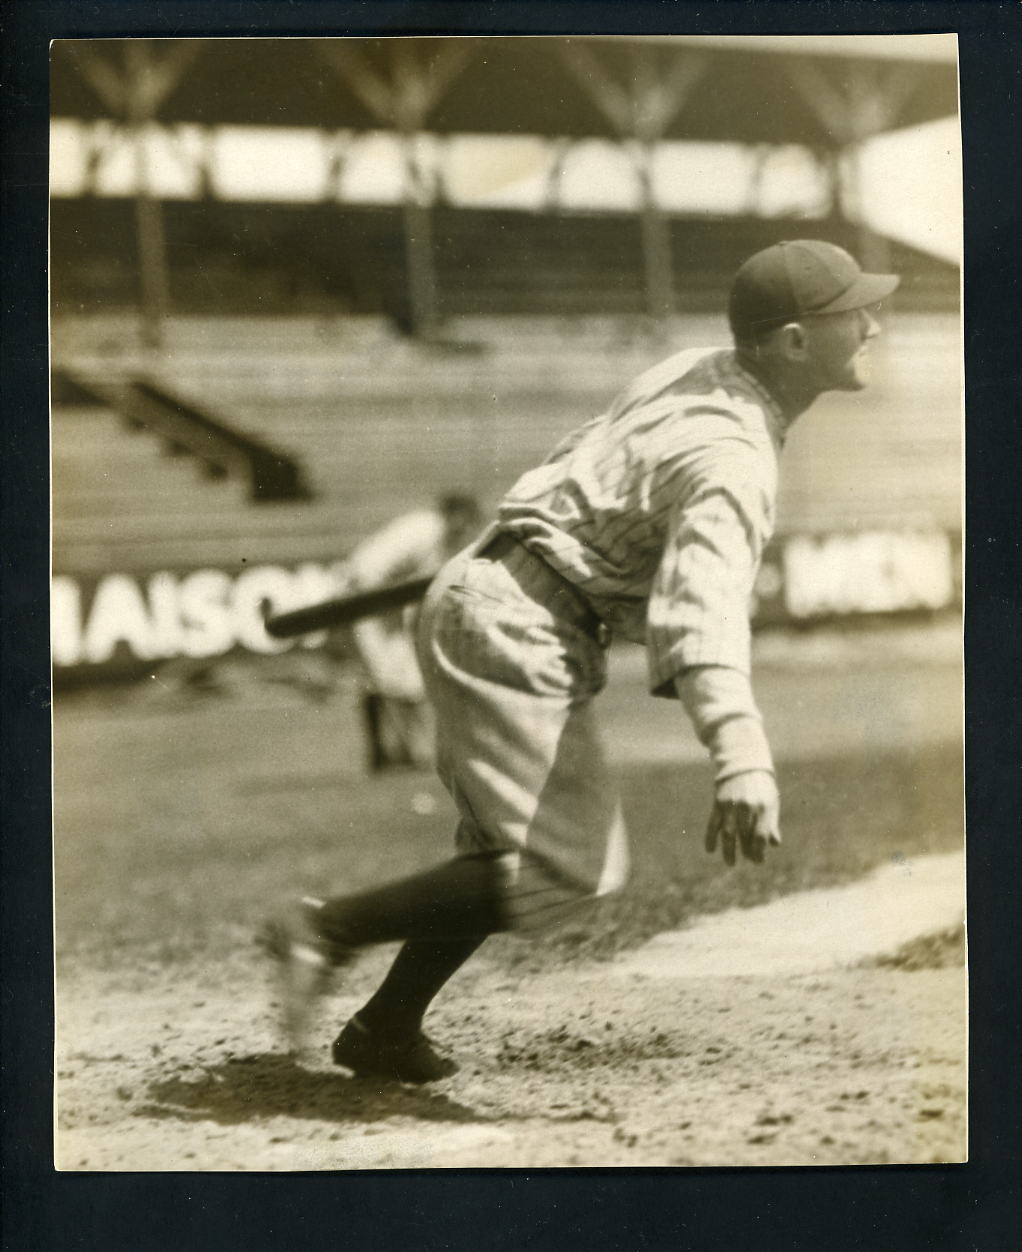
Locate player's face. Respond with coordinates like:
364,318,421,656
802,305,882,392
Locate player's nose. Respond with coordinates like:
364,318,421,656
860,306,881,339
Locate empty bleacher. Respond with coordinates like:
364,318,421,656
53,401,347,576
50,200,960,584
53,307,961,588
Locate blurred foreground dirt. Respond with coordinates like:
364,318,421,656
56,876,965,1170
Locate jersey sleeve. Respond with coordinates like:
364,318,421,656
674,664,774,780
347,511,445,589
646,448,773,695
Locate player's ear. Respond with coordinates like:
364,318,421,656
777,321,809,361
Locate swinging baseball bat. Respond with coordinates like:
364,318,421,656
263,575,435,639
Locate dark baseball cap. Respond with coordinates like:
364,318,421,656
728,240,900,340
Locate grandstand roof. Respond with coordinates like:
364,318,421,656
599,34,958,63
51,36,958,145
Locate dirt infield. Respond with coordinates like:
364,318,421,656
53,621,965,1170
55,869,965,1170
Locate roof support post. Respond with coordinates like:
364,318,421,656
323,131,352,202
390,42,436,338
317,40,471,340
124,43,170,351
75,40,201,352
631,140,674,323
542,137,574,212
557,42,707,326
399,132,439,338
80,121,114,197
201,126,218,200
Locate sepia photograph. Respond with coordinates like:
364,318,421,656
49,32,965,1171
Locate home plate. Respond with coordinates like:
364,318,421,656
606,851,965,981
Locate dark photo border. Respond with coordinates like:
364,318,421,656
4,2,1019,1247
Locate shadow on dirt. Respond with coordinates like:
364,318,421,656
137,1053,491,1126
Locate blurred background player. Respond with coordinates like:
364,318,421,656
340,493,482,771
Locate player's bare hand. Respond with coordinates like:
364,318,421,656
705,770,781,866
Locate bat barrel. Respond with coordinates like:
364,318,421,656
263,575,436,638
264,601,342,639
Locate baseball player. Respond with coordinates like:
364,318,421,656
340,494,481,771
264,239,899,1083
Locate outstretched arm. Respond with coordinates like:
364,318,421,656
647,460,781,866
647,454,774,684
675,665,781,865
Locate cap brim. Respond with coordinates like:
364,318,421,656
816,272,900,315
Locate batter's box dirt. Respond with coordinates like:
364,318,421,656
493,1024,731,1074
137,1054,496,1128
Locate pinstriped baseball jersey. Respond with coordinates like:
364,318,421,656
497,347,787,695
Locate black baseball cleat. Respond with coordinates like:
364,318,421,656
331,1014,459,1084
258,897,356,1057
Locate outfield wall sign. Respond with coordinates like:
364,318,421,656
52,530,960,679
52,561,344,673
764,529,958,621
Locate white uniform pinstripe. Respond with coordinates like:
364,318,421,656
499,347,785,691
417,347,785,928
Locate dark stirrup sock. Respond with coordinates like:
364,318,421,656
355,935,489,1040
313,853,508,948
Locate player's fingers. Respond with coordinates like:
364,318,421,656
741,824,766,864
747,801,781,862
705,801,725,855
734,804,760,863
763,820,782,847
758,798,782,848
719,808,739,867
722,831,737,867
737,825,754,862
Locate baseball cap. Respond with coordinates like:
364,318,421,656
728,240,900,341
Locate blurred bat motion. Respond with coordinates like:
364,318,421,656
263,575,435,639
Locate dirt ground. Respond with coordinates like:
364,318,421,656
55,880,965,1171
53,621,966,1171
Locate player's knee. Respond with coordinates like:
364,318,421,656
498,852,626,935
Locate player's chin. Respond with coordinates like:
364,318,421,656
836,361,871,391
850,351,874,387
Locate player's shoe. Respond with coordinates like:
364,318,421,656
331,1014,459,1084
258,897,356,1057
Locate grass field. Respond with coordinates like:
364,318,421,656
53,625,963,971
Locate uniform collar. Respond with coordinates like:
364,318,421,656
729,352,789,452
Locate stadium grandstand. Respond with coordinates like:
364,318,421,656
49,35,962,682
